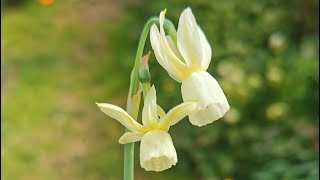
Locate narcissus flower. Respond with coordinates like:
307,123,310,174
96,86,197,171
150,8,230,127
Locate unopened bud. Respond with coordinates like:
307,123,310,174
139,68,151,83
139,52,152,83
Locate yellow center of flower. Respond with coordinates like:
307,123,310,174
141,124,168,134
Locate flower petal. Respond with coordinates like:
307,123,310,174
96,103,143,133
159,9,166,36
159,101,197,130
181,71,230,126
198,26,212,70
177,7,212,71
166,35,184,61
119,132,142,144
177,7,202,69
157,105,166,118
150,24,190,82
140,130,177,172
142,85,158,126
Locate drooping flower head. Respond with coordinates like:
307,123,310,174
150,8,230,126
97,86,197,171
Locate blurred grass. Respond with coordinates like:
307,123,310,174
1,0,319,180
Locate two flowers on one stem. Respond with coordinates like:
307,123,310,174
96,7,230,172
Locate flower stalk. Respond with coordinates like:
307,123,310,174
124,16,177,180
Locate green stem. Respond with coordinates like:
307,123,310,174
131,17,176,97
124,16,176,180
142,83,151,98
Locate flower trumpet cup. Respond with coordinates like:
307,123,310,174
150,8,230,126
96,85,197,171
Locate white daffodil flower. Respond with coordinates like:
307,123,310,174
150,8,230,127
96,85,197,172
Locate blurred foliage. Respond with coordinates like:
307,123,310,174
1,0,319,180
1,0,25,8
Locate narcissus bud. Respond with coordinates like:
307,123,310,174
139,52,151,83
139,68,151,83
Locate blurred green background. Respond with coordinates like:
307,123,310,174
1,0,319,179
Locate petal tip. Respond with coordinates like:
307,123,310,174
184,7,192,14
118,139,126,145
96,102,102,107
